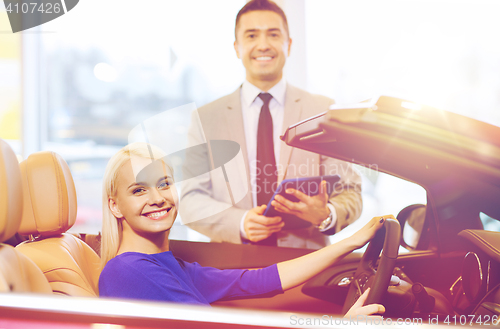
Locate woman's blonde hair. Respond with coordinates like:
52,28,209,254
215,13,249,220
100,142,168,270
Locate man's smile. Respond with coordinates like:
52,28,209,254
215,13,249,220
254,56,274,61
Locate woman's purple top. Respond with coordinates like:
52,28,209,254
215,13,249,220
99,251,283,305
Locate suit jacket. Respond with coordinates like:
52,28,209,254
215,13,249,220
179,84,362,249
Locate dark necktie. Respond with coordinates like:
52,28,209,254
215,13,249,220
255,93,277,246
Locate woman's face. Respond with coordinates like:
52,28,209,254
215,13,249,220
109,156,178,236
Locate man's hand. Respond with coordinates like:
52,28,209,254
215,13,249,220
244,205,284,242
271,180,330,226
344,288,385,319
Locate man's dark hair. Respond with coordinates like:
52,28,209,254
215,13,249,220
235,0,290,39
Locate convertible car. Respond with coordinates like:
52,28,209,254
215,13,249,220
0,96,499,328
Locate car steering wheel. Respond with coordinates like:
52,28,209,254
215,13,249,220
342,217,401,314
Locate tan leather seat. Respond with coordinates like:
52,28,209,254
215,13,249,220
0,139,52,293
15,151,101,296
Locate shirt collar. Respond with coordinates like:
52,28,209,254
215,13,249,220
241,78,287,108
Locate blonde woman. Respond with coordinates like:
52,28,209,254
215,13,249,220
99,143,387,317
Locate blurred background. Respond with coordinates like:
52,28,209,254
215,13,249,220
1,0,499,242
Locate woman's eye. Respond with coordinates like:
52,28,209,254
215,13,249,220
132,188,146,195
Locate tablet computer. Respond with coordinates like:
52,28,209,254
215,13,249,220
263,175,341,230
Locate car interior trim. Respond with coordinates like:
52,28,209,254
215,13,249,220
458,230,500,263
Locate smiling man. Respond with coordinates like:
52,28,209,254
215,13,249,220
181,0,362,249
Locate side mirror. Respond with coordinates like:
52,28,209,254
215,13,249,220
397,204,426,250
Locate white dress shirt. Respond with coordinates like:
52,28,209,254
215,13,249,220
238,79,337,239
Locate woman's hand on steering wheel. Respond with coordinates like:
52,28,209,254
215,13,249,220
344,288,386,318
351,215,394,250
342,215,401,315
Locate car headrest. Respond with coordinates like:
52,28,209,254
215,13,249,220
0,139,23,243
18,151,77,237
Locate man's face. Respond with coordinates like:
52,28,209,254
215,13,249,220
234,10,291,87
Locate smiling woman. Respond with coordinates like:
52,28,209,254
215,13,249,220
108,155,177,253
97,142,388,316
100,143,173,268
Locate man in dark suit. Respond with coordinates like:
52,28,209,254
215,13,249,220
180,0,362,249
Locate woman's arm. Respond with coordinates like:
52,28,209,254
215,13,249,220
276,215,390,316
277,215,390,290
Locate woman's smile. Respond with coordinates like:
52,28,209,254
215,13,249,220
143,207,172,220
